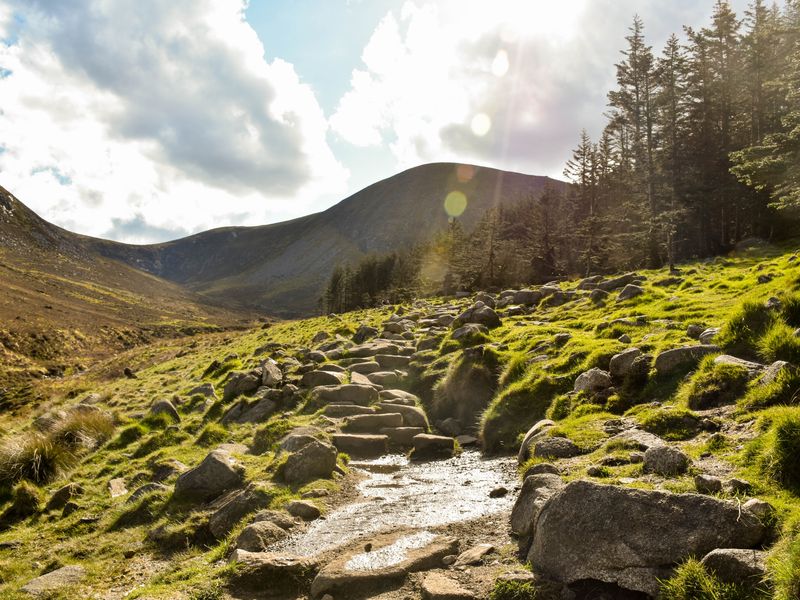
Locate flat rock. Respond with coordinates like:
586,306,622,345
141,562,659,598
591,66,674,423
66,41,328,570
286,500,320,521
454,543,494,566
323,404,376,418
713,355,764,378
343,412,403,434
376,402,428,428
21,565,85,596
605,429,665,451
230,549,319,591
533,436,580,459
421,572,476,599
311,531,458,598
348,340,402,358
283,439,337,484
310,384,379,407
332,433,388,457
643,445,690,476
381,426,425,446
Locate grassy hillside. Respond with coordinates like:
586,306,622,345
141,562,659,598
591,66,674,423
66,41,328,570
0,241,799,598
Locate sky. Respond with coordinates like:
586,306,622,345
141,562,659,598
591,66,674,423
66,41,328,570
0,0,750,244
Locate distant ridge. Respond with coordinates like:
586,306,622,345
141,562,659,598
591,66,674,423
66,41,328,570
86,163,568,315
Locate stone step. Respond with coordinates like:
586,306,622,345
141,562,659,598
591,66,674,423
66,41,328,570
376,402,428,429
375,354,411,369
349,361,381,374
366,371,403,387
332,434,388,458
380,426,425,446
343,412,403,434
323,404,376,418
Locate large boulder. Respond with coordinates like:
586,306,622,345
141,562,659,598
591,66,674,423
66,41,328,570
654,345,720,375
453,301,501,329
598,273,639,292
533,436,580,459
282,440,337,484
528,480,767,596
513,289,542,306
617,284,644,301
173,450,245,503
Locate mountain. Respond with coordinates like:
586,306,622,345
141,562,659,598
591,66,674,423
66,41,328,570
0,186,248,381
88,163,568,316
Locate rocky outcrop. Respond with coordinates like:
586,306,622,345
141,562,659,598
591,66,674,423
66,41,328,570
282,440,337,484
654,345,720,375
527,480,767,596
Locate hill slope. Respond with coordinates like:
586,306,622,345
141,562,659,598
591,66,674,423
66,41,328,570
0,186,249,405
88,163,567,316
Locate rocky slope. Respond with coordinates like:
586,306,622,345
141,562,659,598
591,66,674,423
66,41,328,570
0,242,798,599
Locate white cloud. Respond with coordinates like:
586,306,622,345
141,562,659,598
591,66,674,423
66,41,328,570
330,0,745,179
0,0,348,242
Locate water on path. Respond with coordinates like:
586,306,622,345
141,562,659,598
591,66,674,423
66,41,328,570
275,450,517,556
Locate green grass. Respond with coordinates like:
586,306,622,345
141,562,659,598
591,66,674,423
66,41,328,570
759,322,800,364
741,365,800,411
683,359,750,410
633,405,700,441
489,579,539,600
659,558,765,600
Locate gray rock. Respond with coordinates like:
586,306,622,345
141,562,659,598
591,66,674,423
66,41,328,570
236,520,289,552
376,403,428,428
301,370,346,388
474,292,496,308
323,404,376,418
348,340,402,358
353,325,379,344
609,348,643,378
761,360,791,385
261,359,283,387
349,361,381,374
223,371,261,400
713,354,764,378
343,412,403,434
513,289,542,306
127,483,168,504
222,396,278,425
46,483,84,512
21,565,85,596
309,384,379,407
590,288,610,303
421,572,475,599
687,324,705,339
453,301,501,329
574,368,612,393
701,548,767,588
617,284,644,301
252,509,297,530
332,433,388,457
694,474,723,494
109,478,128,498
229,549,319,592
518,419,555,464
188,382,218,400
286,500,320,520
643,445,690,476
510,474,565,540
742,498,773,520
533,436,580,459
412,434,455,459
554,333,572,345
451,323,489,341
522,462,560,478
366,371,402,387
173,450,244,503
598,273,639,291
279,432,319,452
528,480,767,596
699,327,721,345
655,345,720,375
606,429,665,451
149,399,180,422
283,440,337,484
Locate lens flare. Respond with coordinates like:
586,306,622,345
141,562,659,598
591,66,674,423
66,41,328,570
492,49,509,77
444,191,467,218
471,113,491,137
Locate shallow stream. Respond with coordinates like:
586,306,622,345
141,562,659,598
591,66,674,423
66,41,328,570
275,450,518,557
